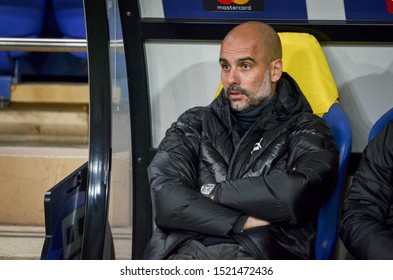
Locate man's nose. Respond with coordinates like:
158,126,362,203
227,69,240,85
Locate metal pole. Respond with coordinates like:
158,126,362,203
0,37,87,52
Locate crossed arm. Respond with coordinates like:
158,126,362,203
148,112,338,237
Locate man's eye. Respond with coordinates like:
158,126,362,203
222,64,230,70
242,64,251,69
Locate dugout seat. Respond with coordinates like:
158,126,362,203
368,107,393,142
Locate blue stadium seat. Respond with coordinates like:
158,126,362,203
52,0,87,59
368,107,393,142
317,103,352,259
279,33,353,260
0,0,46,101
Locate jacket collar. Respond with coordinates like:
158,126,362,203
213,72,312,124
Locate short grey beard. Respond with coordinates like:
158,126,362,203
225,71,272,113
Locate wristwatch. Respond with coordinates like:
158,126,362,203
200,183,217,198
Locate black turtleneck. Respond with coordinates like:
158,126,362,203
232,96,276,137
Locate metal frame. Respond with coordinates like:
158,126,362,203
118,0,153,260
81,0,112,259
138,19,393,43
0,38,86,53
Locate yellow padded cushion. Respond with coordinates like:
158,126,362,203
215,32,338,117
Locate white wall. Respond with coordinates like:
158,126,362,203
323,44,393,152
145,41,221,147
146,41,393,152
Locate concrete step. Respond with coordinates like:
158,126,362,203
0,103,88,145
0,82,89,145
0,145,88,225
0,225,44,260
11,82,89,104
0,82,131,259
0,225,132,260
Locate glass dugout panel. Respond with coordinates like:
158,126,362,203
107,0,133,259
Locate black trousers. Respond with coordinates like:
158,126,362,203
167,239,256,260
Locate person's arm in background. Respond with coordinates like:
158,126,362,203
340,120,393,259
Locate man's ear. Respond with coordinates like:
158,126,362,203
270,59,283,83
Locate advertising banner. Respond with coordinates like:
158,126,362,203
162,0,307,20
344,0,393,20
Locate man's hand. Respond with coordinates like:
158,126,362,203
242,216,271,231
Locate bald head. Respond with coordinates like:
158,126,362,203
222,21,282,65
219,21,283,112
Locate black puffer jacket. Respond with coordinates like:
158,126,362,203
144,73,339,259
340,119,393,259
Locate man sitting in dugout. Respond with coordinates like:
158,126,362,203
143,21,339,260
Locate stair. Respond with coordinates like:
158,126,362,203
0,82,89,259
0,81,134,259
0,225,132,260
0,82,89,145
0,145,88,225
0,225,44,260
